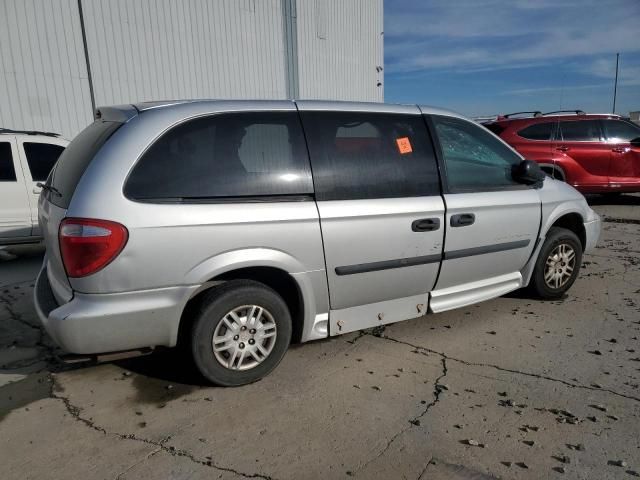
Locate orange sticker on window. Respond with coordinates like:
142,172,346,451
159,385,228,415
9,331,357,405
396,137,413,154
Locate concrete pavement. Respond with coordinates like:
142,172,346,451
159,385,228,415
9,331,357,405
1,194,638,479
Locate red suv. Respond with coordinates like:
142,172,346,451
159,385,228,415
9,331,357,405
483,110,640,194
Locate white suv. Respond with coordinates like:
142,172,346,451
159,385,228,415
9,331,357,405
0,129,68,246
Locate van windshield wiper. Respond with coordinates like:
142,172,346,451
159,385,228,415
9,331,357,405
37,182,62,197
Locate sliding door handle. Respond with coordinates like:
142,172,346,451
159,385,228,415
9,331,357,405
412,218,440,232
450,213,475,227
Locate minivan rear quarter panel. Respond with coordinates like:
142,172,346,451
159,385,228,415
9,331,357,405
64,102,329,319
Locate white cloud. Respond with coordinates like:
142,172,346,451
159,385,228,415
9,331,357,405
582,57,640,81
504,78,640,97
385,0,640,74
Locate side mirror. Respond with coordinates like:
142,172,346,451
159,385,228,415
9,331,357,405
512,160,545,185
630,137,640,148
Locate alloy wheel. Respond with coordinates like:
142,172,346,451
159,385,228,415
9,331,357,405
212,305,277,371
544,243,576,289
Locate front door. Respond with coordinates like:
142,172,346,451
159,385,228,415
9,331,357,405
0,137,32,241
427,114,541,312
298,104,444,335
601,119,640,190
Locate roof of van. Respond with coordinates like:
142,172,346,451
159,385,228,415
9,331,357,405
95,100,465,123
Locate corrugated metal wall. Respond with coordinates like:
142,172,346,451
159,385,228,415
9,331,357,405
0,0,383,140
81,0,289,106
0,0,94,139
296,0,384,102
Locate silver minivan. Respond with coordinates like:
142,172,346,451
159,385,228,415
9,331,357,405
34,100,601,386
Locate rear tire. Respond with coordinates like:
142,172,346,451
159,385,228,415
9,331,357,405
529,227,582,299
190,280,292,386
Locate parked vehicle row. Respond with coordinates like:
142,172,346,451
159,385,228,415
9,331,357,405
0,129,68,245
33,100,600,386
483,111,640,194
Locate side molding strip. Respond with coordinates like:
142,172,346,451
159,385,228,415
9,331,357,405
335,254,441,276
443,239,531,260
334,240,531,276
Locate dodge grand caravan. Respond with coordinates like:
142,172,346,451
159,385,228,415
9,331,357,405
34,100,601,386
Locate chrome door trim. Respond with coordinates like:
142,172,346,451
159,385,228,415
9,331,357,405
443,239,531,260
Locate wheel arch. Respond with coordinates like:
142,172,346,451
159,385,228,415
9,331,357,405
177,249,323,347
549,212,586,251
521,207,587,287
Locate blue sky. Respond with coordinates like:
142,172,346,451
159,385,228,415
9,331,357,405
384,0,640,117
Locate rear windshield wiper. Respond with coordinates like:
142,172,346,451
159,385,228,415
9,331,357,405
37,182,62,197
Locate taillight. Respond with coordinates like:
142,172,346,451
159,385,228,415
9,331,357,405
59,218,128,278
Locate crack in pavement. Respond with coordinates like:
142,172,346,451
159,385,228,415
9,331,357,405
353,353,449,474
0,292,59,370
0,292,42,336
416,457,434,480
372,333,640,403
114,447,163,480
47,374,275,480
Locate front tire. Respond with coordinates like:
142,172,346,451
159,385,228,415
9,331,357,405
530,227,582,299
190,280,292,386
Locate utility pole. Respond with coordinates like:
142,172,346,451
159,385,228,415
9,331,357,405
612,53,619,114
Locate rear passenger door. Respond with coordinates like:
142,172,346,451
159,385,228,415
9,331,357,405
0,137,32,240
299,104,444,335
16,138,66,235
427,114,541,312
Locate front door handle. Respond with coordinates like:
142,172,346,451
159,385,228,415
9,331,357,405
611,147,627,153
450,213,475,227
556,146,570,152
412,218,440,232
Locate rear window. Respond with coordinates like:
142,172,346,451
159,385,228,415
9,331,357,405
23,143,65,181
0,142,17,181
124,112,312,201
517,122,555,140
48,121,121,208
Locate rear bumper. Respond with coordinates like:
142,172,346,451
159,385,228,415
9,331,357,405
583,215,601,253
34,267,198,354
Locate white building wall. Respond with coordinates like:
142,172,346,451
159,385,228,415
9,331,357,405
0,0,94,139
296,0,384,102
1,0,384,140
81,0,289,106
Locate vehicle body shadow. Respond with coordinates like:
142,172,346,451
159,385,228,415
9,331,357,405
585,193,640,206
117,347,208,387
502,288,569,302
